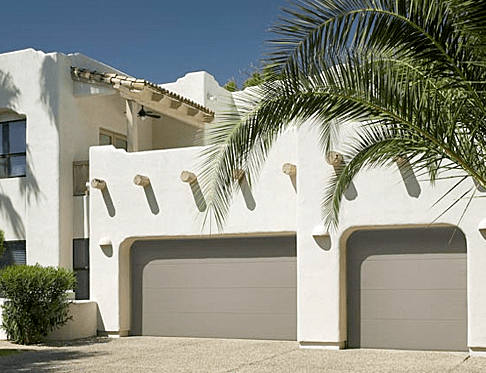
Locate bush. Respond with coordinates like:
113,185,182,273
0,264,77,344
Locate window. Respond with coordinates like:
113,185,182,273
0,119,26,178
0,240,26,268
73,161,89,196
100,129,127,151
73,238,89,300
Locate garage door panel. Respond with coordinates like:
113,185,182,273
359,257,467,290
361,319,467,351
142,312,296,340
360,289,467,320
143,288,297,314
132,237,296,263
141,259,296,289
347,227,467,351
131,236,297,340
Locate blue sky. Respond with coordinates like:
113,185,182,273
0,0,287,87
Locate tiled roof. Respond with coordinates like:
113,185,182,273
71,67,214,116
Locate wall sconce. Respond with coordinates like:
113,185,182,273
133,174,150,187
98,237,112,246
478,218,486,233
180,171,197,184
282,163,297,177
312,224,330,237
91,178,106,190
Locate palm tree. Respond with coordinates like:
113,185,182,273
199,0,486,231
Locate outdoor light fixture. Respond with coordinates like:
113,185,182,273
478,218,486,233
98,237,112,247
312,224,329,237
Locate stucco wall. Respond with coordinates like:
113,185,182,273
295,123,486,350
89,130,297,334
0,49,129,267
89,114,486,351
0,49,61,265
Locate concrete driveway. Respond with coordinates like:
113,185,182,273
0,337,485,373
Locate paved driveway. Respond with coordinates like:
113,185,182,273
0,337,485,372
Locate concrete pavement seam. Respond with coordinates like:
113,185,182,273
445,354,471,373
223,347,300,373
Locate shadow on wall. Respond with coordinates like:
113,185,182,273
21,145,42,204
39,55,60,130
101,187,116,217
0,193,25,238
0,70,41,238
0,71,20,107
238,174,256,211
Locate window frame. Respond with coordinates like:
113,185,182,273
73,160,89,196
99,128,127,151
0,118,26,179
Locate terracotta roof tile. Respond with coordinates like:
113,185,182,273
71,67,214,116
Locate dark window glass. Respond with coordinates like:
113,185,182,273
0,241,26,268
9,121,26,153
9,155,26,177
0,126,4,154
74,270,89,300
73,239,89,300
100,129,127,151
73,161,89,196
0,119,26,178
115,138,127,150
99,133,112,146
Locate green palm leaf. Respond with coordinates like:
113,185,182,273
200,0,486,231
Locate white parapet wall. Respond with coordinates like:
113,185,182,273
0,298,98,341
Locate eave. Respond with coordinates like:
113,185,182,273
71,67,215,128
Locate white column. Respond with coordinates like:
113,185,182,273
125,100,139,152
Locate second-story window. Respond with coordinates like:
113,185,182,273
99,129,127,151
0,119,26,178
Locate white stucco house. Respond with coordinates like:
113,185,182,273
0,48,486,354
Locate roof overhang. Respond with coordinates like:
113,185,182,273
71,67,214,128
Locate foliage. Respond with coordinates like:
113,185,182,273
199,0,486,231
224,65,274,91
0,264,77,344
0,229,4,259
223,78,239,92
242,66,274,89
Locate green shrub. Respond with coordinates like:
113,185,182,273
0,264,77,344
0,229,5,258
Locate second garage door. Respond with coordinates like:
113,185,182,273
347,227,467,351
131,235,296,340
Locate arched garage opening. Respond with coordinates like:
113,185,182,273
130,235,297,340
346,226,467,351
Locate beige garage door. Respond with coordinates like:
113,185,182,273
347,227,467,351
131,236,297,340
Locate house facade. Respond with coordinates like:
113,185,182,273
1,48,486,354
